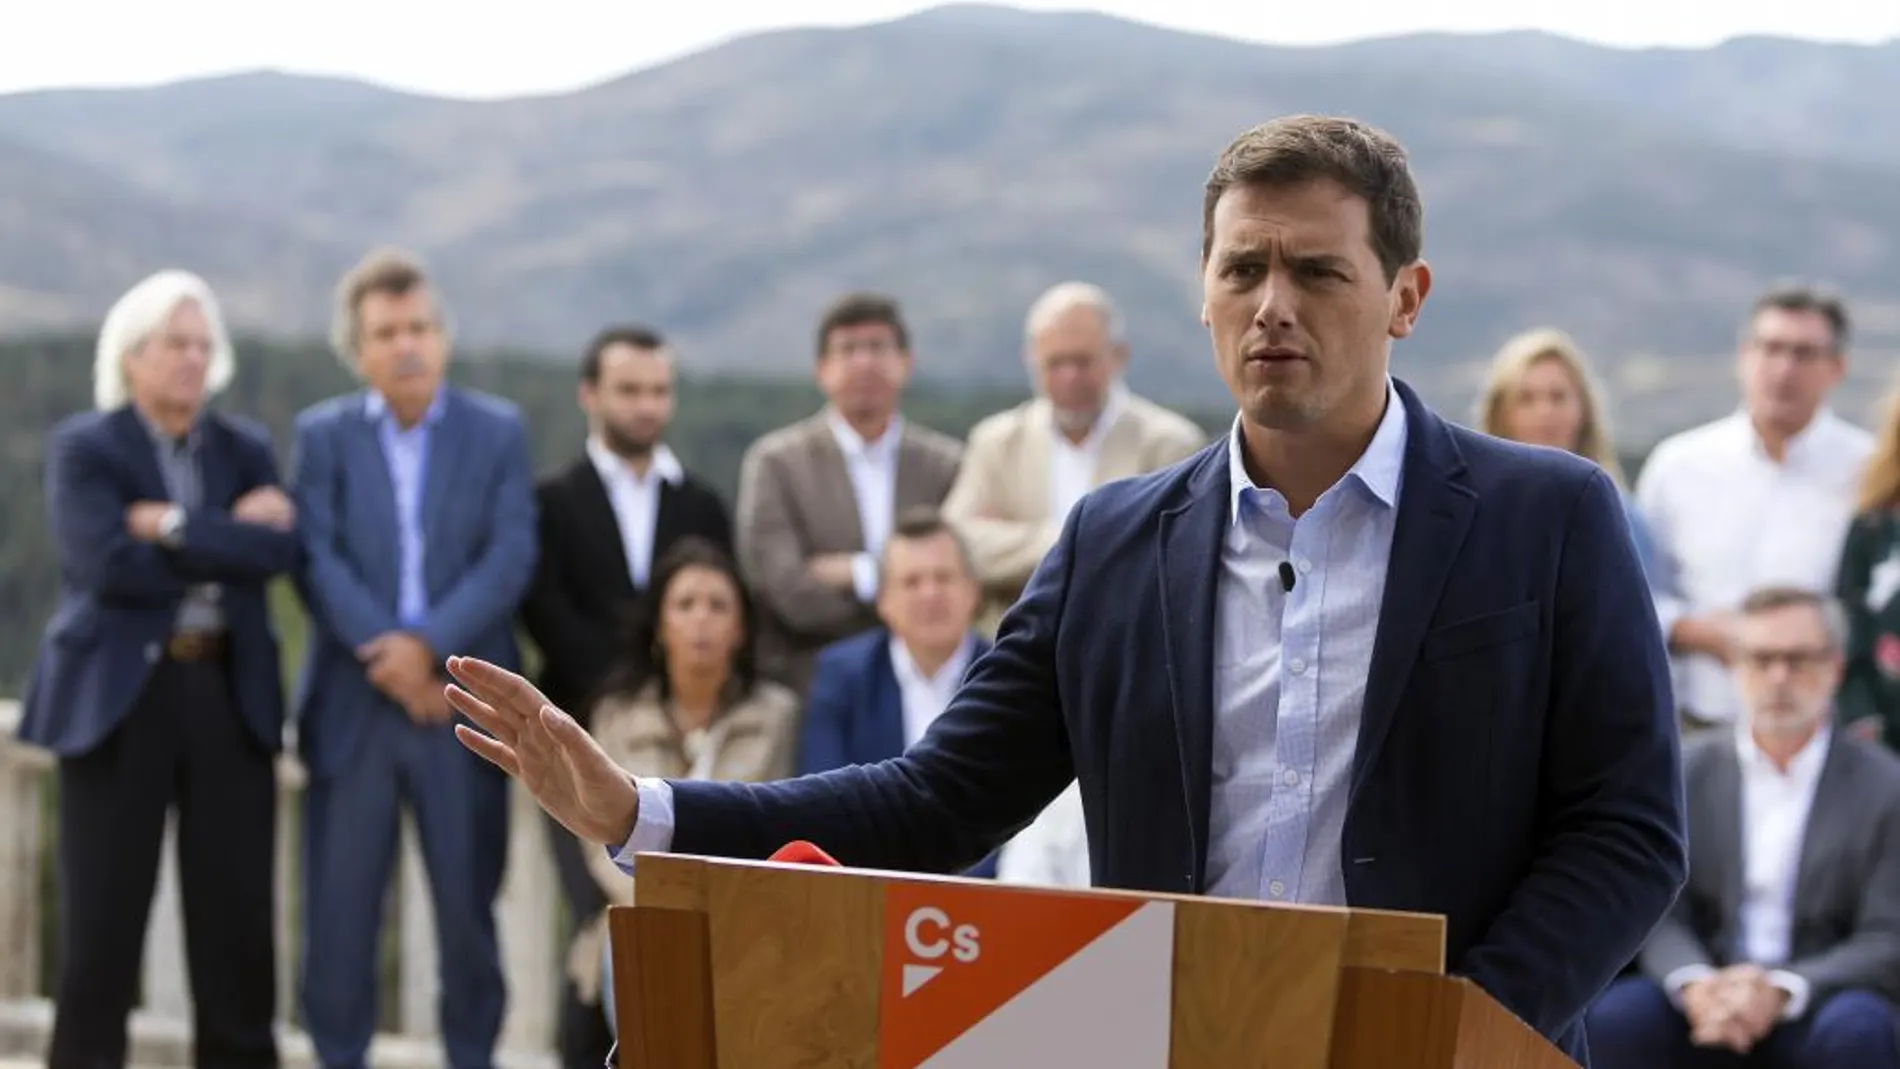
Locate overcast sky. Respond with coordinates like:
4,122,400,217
3,0,1895,98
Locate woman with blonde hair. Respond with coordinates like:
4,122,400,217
1475,328,1669,591
1835,375,1900,745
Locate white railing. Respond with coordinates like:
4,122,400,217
0,699,560,1069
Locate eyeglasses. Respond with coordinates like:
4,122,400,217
1738,646,1834,673
826,339,899,359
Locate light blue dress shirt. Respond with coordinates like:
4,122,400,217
366,390,446,629
1205,381,1406,904
610,381,1410,896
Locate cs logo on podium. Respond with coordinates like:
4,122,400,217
878,882,1176,1069
899,904,981,996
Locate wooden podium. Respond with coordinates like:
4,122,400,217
608,852,1580,1069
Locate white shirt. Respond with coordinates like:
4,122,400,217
826,409,904,603
586,437,684,589
889,634,977,748
1048,384,1126,524
1205,380,1406,905
1664,726,1829,1020
1636,409,1873,724
616,381,1409,901
997,781,1092,888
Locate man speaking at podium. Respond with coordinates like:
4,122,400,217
445,115,1686,1065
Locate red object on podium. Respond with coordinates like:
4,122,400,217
767,840,841,866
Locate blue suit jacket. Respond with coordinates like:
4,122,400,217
288,386,537,779
19,406,299,757
796,627,1000,879
665,379,1686,1063
795,627,994,776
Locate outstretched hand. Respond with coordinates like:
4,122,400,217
444,656,641,847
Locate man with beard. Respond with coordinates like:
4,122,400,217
944,281,1206,635
518,323,730,1069
1636,286,1873,738
1587,586,1900,1068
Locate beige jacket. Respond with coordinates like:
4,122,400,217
943,391,1206,631
734,410,963,692
567,677,801,1002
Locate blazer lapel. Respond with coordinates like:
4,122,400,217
870,640,908,760
197,417,241,506
1156,447,1229,884
652,479,685,572
575,460,636,595
808,418,868,550
893,425,940,512
420,389,464,531
1350,381,1479,800
1703,747,1747,957
1093,404,1146,485
1016,402,1054,511
1791,736,1853,920
348,396,401,568
108,406,173,500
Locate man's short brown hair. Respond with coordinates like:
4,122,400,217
1745,283,1850,353
330,246,445,359
815,292,910,359
1202,115,1423,284
881,506,975,582
1738,585,1847,650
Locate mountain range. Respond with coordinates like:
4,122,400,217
1,4,1896,442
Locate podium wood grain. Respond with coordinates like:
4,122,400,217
615,854,1569,1069
1330,968,1581,1069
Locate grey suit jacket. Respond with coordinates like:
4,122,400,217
733,410,962,692
1640,729,1900,1007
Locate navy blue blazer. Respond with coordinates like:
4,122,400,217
664,379,1686,1063
795,627,994,776
795,626,1000,879
288,386,537,779
19,406,300,757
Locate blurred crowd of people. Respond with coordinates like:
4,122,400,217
18,242,1900,1069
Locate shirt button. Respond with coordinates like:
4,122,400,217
1268,880,1286,898
1296,558,1313,574
1283,768,1300,787
1289,658,1307,675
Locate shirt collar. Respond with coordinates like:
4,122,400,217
827,408,903,462
1736,721,1832,781
1728,406,1844,467
364,388,446,429
133,405,202,451
889,632,976,689
1226,377,1407,525
587,436,684,488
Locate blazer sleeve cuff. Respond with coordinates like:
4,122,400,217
1767,969,1812,1020
607,776,678,875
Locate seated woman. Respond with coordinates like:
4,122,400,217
1474,327,1673,596
567,537,800,1038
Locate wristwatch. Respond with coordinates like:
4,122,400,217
157,505,186,549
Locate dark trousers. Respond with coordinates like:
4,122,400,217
299,704,510,1069
1587,975,1900,1068
547,811,615,1069
48,655,278,1069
